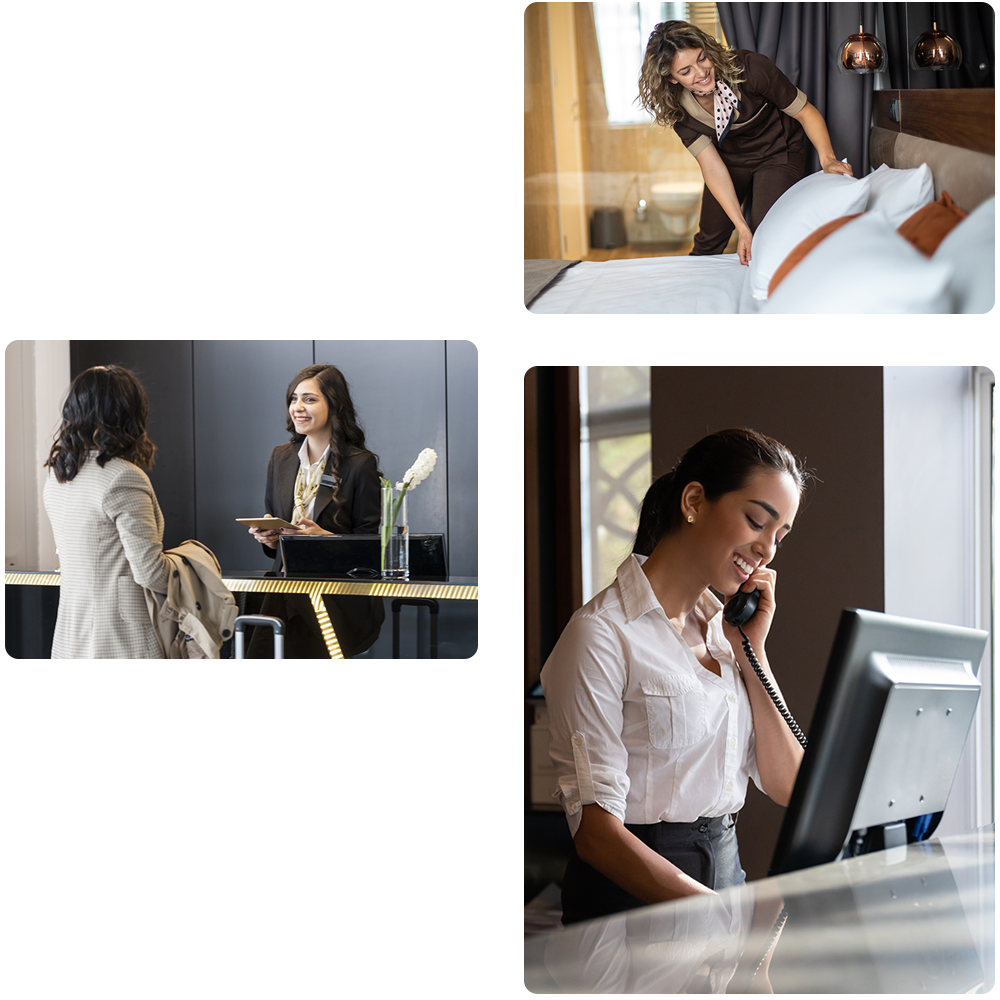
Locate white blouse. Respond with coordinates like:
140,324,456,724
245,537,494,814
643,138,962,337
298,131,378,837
540,554,761,836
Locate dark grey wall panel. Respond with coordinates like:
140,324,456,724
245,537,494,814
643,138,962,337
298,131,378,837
446,341,478,577
192,340,314,571
70,341,195,549
67,339,478,584
315,340,449,551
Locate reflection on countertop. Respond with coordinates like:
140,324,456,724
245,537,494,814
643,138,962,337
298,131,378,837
525,828,994,994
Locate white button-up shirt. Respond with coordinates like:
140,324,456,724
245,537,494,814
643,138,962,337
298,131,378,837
540,554,761,836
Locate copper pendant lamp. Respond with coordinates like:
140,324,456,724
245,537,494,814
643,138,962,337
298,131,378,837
910,21,963,71
837,6,887,75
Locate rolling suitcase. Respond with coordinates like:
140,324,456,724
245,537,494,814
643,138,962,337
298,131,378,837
234,614,285,659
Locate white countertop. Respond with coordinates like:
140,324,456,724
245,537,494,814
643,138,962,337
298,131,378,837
525,828,994,993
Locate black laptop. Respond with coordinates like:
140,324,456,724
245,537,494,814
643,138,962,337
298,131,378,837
278,533,447,580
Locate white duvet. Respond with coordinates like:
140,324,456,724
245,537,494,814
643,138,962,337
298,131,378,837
528,254,760,314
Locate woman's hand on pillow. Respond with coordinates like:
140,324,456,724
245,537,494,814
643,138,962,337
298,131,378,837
737,227,753,266
821,157,854,177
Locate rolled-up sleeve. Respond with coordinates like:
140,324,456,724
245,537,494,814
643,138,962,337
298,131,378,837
540,614,631,837
674,119,713,159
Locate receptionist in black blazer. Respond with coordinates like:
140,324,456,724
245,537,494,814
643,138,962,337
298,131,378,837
247,363,384,657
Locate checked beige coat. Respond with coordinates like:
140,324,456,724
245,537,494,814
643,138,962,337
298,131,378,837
43,456,172,658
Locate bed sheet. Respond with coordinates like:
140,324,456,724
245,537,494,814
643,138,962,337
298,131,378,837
528,253,755,314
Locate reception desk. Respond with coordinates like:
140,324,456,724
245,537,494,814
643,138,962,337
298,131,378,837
6,570,478,658
525,828,994,993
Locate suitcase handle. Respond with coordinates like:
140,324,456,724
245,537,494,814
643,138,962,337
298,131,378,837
234,615,285,659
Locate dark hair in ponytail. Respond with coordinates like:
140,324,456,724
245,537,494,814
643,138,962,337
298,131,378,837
633,428,807,556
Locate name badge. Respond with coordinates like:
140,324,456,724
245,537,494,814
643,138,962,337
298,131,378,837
320,474,336,489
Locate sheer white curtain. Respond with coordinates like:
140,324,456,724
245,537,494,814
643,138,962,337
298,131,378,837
592,3,684,122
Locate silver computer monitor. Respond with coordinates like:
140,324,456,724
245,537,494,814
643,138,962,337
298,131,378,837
770,608,987,876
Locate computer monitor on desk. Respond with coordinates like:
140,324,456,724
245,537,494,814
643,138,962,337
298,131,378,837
278,533,448,580
770,609,988,876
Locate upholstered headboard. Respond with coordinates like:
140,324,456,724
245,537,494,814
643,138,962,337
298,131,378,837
871,89,995,210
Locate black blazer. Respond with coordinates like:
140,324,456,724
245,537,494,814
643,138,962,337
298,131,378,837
261,443,381,571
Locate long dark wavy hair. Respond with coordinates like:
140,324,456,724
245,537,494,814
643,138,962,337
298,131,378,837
45,365,157,483
633,428,808,557
285,363,377,521
638,20,745,129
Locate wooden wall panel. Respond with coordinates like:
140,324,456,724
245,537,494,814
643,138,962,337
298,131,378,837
525,366,582,690
873,89,995,153
525,3,562,259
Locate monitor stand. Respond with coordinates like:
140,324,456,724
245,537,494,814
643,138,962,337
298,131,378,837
843,820,909,859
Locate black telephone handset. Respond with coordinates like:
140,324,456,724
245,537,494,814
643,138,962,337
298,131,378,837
724,588,808,747
723,587,760,627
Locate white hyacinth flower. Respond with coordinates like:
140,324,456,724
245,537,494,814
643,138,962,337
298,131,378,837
396,448,437,491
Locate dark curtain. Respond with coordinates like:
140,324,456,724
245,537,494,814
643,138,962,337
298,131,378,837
882,3,994,89
718,3,879,174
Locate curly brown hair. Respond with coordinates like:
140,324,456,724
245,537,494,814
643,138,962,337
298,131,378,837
638,20,745,130
284,363,379,529
45,365,157,483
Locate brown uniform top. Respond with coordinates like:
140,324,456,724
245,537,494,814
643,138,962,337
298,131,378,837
673,50,808,168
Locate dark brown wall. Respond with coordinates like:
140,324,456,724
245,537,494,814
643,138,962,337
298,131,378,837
650,366,885,879
525,367,582,692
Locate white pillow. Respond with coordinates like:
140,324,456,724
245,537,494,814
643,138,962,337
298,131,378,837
761,211,953,313
932,196,995,313
749,170,873,300
865,162,934,227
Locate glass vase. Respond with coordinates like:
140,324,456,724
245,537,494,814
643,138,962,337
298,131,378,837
380,484,409,579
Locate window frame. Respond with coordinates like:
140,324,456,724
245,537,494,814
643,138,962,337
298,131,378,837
971,366,995,827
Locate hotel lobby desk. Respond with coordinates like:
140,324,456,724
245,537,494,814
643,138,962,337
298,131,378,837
525,828,994,993
5,570,478,659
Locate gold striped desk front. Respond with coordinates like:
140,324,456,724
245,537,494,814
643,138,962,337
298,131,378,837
222,575,478,658
6,571,478,659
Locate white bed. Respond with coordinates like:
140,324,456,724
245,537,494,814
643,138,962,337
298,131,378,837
528,253,749,314
527,95,995,316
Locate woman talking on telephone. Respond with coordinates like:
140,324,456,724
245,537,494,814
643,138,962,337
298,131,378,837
540,428,807,924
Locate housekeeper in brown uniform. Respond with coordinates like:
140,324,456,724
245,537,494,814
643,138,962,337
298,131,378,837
639,21,853,264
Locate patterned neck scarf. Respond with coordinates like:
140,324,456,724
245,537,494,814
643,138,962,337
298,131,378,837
292,442,330,523
712,80,741,143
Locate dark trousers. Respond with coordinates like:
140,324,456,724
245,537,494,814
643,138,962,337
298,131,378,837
560,814,745,926
691,149,807,256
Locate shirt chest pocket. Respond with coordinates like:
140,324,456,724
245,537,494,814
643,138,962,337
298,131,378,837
641,675,709,749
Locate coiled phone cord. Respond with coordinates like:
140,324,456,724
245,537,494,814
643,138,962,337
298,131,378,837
737,625,808,748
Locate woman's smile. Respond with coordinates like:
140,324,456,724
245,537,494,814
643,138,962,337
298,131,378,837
690,469,799,595
692,69,715,92
668,48,716,94
289,377,330,437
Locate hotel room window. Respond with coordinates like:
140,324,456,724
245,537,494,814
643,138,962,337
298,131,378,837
579,366,651,602
593,2,724,122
